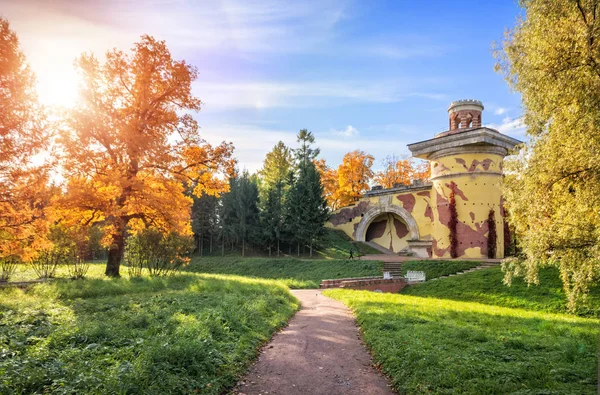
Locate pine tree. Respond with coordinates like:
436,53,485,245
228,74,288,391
221,172,260,256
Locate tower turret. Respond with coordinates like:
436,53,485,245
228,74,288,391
407,100,521,259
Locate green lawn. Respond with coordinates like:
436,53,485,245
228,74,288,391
185,257,384,288
325,267,600,394
314,229,382,258
0,264,298,394
401,260,482,280
404,266,600,317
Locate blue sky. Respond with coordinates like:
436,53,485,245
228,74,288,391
3,0,526,172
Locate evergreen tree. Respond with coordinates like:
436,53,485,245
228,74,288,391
259,141,293,203
191,194,219,256
221,172,260,256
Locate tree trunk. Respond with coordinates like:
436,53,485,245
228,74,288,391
242,238,245,257
310,239,313,258
268,246,271,256
105,231,125,277
277,238,280,257
200,234,203,257
297,242,300,257
210,234,213,254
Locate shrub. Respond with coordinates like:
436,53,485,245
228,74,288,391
125,229,193,277
0,256,20,282
30,250,65,279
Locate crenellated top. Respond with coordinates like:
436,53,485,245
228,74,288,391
447,99,484,131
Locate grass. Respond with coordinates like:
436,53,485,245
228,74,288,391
400,260,482,280
314,229,382,258
185,257,384,288
325,266,600,394
403,266,600,317
0,264,298,394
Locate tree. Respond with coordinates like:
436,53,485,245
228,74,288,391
295,129,320,173
58,36,235,277
496,0,600,309
221,172,260,256
0,18,50,260
260,180,285,256
259,141,293,201
191,193,219,256
315,158,341,210
337,150,374,207
373,155,413,188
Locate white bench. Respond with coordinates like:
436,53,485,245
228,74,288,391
406,270,426,282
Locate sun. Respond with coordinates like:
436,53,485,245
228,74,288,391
35,66,80,108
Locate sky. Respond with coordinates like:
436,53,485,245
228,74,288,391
2,0,526,173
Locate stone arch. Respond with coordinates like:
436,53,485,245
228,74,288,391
355,204,420,242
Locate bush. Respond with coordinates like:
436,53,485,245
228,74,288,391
0,256,20,282
30,250,65,279
125,229,193,277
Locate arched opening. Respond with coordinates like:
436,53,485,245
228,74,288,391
365,212,412,252
356,204,420,245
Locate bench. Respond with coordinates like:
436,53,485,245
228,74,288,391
406,270,426,282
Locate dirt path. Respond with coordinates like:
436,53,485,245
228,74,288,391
234,289,394,395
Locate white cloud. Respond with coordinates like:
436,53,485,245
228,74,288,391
195,80,447,111
331,125,359,137
486,117,526,139
494,107,508,115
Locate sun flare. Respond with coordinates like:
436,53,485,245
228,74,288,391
36,67,80,108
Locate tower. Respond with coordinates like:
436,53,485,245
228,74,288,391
408,100,521,259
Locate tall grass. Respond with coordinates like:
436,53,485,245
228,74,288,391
0,270,298,394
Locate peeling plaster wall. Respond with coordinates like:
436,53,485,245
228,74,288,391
429,152,505,259
327,189,434,251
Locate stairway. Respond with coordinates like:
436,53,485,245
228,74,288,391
362,241,396,255
429,261,501,281
382,262,403,278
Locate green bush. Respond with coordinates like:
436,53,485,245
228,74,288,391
0,256,20,282
125,229,194,277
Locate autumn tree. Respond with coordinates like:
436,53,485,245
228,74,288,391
58,36,235,277
0,18,50,261
337,150,374,207
373,155,413,188
496,0,600,309
315,158,341,209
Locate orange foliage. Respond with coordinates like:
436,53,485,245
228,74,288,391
56,35,235,276
374,155,430,188
337,150,374,207
0,18,51,260
314,158,341,210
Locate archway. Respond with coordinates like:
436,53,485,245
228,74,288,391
355,204,420,242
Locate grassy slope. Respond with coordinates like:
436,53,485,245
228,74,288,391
325,267,599,394
314,229,382,258
0,264,298,394
400,260,481,280
186,257,384,289
404,266,600,316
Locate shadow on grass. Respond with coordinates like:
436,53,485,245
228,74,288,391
0,272,299,395
326,289,598,394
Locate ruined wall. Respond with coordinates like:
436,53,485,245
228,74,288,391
327,189,434,253
429,152,505,259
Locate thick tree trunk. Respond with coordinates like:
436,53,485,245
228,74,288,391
105,231,125,277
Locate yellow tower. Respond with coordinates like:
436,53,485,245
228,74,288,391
408,100,521,259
